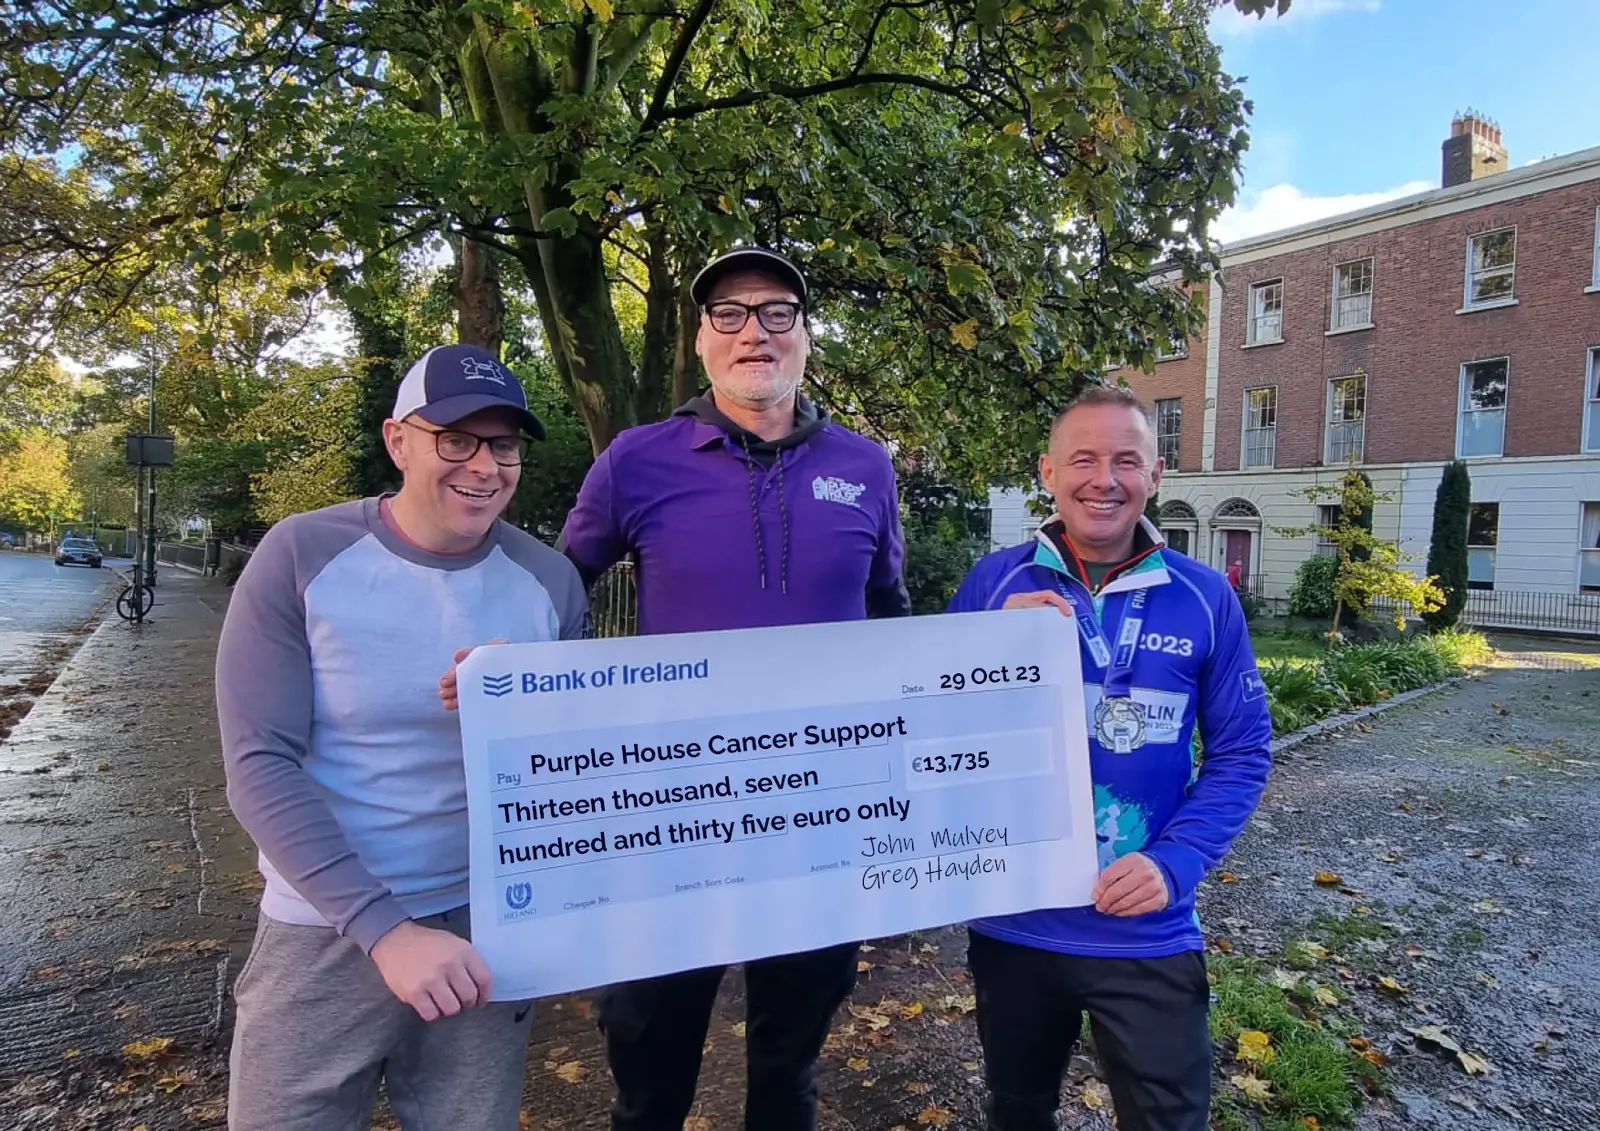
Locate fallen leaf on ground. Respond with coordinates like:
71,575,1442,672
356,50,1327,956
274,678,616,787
1235,1030,1276,1064
858,960,873,974
900,1002,924,1020
1410,1024,1463,1054
849,1006,892,1030
1378,852,1401,863
1314,986,1339,1007
1457,1051,1492,1075
1291,940,1329,960
1314,871,1343,886
1230,1073,1273,1101
846,1057,869,1072
122,1037,174,1060
732,1021,746,1038
1303,1117,1323,1131
938,994,976,1015
1470,898,1504,915
906,1081,931,1095
684,1119,711,1131
1218,871,1238,883
1269,968,1302,991
860,944,876,952
1082,1081,1110,1110
553,1061,586,1083
1375,976,1409,995
916,1105,954,1127
155,1075,188,1094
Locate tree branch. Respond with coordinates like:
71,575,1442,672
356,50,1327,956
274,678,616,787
643,0,718,127
648,71,995,128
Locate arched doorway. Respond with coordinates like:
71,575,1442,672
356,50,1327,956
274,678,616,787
1158,500,1198,557
1210,498,1262,590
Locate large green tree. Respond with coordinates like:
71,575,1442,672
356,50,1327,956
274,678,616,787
5,0,1285,490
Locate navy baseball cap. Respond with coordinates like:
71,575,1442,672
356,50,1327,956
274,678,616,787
690,247,808,308
392,344,545,440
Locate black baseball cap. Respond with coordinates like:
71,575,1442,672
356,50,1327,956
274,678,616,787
690,247,809,308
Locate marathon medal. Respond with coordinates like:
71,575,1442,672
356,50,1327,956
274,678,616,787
1094,696,1147,754
1071,586,1148,755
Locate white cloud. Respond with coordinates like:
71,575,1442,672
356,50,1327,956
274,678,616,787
1213,179,1433,243
1211,0,1381,39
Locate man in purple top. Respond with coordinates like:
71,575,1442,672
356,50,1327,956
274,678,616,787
568,247,910,1129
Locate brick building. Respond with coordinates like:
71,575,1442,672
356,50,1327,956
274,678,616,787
990,116,1600,620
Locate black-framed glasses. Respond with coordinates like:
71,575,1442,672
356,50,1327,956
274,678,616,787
702,301,804,334
403,420,530,466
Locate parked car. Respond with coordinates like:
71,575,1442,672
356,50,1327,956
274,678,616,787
0,532,15,549
55,536,103,568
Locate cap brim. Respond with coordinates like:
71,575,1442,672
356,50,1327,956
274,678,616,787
412,394,546,441
691,250,808,307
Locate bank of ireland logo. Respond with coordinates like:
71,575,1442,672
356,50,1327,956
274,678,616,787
505,882,533,911
482,672,514,698
812,475,867,507
1094,697,1147,754
460,355,509,385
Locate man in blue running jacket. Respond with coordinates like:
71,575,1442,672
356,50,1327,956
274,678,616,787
947,386,1273,1131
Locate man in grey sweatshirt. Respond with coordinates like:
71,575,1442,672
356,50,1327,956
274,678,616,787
216,345,588,1130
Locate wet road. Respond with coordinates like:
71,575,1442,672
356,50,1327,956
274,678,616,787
0,550,122,740
0,550,119,634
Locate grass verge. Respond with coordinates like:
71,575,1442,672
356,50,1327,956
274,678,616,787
1209,954,1383,1131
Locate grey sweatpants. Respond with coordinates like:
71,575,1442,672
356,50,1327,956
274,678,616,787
228,906,534,1131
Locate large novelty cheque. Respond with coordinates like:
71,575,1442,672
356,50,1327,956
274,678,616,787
457,607,1098,1000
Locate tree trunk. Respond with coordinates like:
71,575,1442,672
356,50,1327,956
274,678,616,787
470,22,637,455
454,235,505,353
636,220,677,424
673,279,700,408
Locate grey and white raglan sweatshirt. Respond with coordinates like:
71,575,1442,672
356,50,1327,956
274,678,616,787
216,498,588,952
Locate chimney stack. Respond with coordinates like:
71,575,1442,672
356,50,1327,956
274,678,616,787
1442,111,1507,188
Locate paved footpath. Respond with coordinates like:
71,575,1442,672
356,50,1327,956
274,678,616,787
3,578,1596,1130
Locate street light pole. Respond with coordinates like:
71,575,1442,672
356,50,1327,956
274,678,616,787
145,351,158,585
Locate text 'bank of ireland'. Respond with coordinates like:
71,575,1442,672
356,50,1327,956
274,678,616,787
457,608,1099,1000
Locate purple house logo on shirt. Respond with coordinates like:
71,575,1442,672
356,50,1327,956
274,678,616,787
812,475,867,507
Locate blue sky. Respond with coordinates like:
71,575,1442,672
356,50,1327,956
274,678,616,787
1208,0,1600,241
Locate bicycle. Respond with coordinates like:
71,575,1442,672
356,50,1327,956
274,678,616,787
116,562,155,622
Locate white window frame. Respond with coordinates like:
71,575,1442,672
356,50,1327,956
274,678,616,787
1581,502,1600,593
1586,347,1600,454
1316,503,1342,555
1457,357,1509,459
1467,502,1499,591
1330,258,1374,331
1155,397,1182,468
1246,279,1284,345
1463,226,1516,309
1325,373,1367,464
1156,333,1187,362
1242,386,1278,469
1591,206,1600,291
